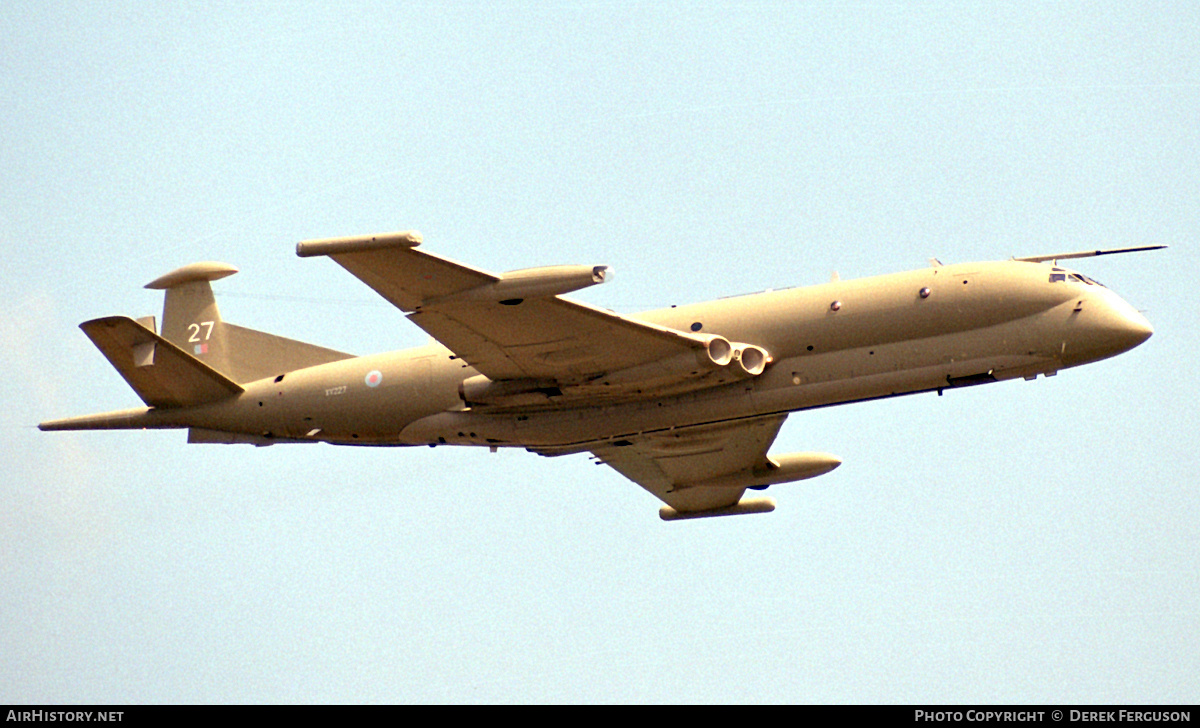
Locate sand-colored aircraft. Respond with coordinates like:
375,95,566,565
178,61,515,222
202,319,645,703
41,233,1161,520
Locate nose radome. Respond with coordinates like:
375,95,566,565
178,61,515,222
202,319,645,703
1125,311,1154,347
1099,295,1153,354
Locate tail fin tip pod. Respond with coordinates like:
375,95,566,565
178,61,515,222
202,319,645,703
144,261,239,290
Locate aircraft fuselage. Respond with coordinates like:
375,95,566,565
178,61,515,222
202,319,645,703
82,258,1151,452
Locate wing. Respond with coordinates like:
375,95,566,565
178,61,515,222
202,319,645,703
589,415,788,517
296,231,726,386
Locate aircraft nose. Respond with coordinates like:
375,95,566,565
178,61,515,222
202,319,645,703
1092,293,1153,355
1123,310,1154,347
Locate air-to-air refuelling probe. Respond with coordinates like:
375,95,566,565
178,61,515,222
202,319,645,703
41,233,1161,520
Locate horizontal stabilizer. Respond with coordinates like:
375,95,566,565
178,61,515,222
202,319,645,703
80,316,244,408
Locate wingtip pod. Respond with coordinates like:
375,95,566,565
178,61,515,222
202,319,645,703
659,496,776,521
295,230,423,257
422,264,611,306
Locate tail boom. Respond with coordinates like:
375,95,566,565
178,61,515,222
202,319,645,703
39,407,159,431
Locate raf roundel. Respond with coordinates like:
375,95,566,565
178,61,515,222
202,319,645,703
364,370,383,388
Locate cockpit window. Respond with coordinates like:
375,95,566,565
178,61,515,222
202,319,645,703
1048,269,1106,288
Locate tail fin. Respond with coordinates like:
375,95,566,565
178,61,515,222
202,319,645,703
145,262,353,383
146,261,239,377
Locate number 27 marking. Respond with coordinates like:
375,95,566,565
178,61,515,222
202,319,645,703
188,321,215,342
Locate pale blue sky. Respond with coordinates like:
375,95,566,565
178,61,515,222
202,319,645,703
3,2,1197,703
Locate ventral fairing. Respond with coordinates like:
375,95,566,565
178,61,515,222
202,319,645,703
41,233,1162,521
